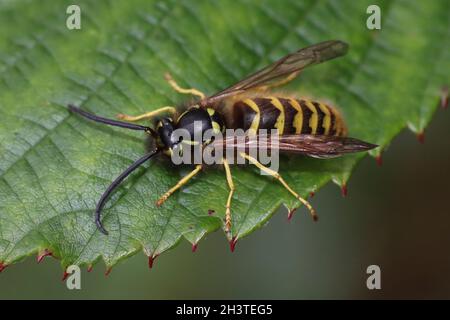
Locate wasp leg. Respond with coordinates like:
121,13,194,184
117,106,177,122
239,152,317,221
156,165,203,207
222,158,235,237
164,72,206,100
259,71,299,91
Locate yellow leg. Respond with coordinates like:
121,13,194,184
239,152,317,221
117,106,177,122
156,165,202,207
222,158,235,236
164,72,206,99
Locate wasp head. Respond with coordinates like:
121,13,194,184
155,117,181,156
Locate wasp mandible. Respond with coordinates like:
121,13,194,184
69,40,377,237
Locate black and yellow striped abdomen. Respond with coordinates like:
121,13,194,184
231,97,347,137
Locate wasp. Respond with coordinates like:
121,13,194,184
69,40,377,237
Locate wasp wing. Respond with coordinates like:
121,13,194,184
206,40,348,104
211,134,377,159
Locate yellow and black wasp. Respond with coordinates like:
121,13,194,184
69,40,377,237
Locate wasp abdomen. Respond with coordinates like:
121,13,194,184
232,97,347,137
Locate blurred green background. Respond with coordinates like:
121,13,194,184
1,111,449,299
0,0,449,299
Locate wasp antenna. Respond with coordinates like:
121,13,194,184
95,150,160,235
68,104,153,133
95,216,109,236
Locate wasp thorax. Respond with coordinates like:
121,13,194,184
177,108,214,140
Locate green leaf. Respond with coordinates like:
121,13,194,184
0,0,448,271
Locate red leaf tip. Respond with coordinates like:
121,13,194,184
309,191,315,198
105,267,112,277
148,254,159,269
87,265,93,273
341,183,348,197
0,262,8,273
417,131,425,144
37,249,52,263
441,86,448,109
229,237,238,252
375,154,383,167
191,243,198,253
287,209,296,221
62,270,69,281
